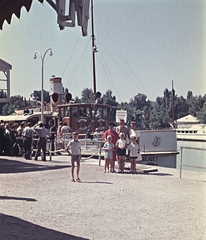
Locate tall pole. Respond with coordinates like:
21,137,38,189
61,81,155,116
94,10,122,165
172,80,175,128
34,48,53,123
91,0,97,101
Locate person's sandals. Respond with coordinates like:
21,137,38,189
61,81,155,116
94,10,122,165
76,178,81,182
71,178,75,182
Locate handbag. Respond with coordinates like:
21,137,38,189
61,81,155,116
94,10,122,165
136,153,142,161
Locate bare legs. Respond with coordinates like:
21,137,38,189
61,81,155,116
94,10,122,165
130,157,137,173
117,155,125,172
71,160,80,181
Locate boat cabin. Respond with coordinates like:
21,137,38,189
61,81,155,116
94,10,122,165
57,103,111,133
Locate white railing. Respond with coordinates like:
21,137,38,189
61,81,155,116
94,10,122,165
179,146,206,178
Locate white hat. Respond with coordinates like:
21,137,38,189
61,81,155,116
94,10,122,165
38,121,42,125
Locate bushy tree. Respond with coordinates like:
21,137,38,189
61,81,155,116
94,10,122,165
80,88,94,103
30,90,50,103
1,95,27,115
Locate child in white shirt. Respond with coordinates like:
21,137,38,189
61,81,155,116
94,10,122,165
128,136,140,173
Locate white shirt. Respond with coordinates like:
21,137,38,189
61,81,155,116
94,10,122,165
67,140,81,155
129,129,140,138
128,142,139,157
116,139,127,148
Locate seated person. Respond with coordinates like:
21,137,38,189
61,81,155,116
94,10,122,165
86,125,93,140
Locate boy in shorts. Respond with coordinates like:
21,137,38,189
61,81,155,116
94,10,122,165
66,132,81,182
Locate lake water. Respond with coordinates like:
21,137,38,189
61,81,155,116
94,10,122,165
177,140,206,172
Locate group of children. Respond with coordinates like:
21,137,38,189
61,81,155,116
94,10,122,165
102,132,140,174
66,121,141,182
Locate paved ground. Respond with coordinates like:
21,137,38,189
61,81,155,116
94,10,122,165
0,154,206,240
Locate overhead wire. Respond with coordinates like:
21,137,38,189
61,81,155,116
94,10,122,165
61,33,81,78
95,10,152,99
64,37,91,90
97,50,122,102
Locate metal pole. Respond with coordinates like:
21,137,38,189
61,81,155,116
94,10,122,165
34,48,53,124
91,0,97,101
98,141,102,166
41,59,44,123
172,80,175,128
180,147,183,178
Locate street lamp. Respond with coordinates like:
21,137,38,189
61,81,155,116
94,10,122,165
33,48,53,123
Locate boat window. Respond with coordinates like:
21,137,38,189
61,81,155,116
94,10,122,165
96,108,103,118
72,107,79,117
65,107,70,117
80,107,90,117
103,108,108,118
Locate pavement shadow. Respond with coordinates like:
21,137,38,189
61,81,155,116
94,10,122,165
80,181,113,184
0,196,37,202
0,158,70,174
146,172,173,177
0,213,88,240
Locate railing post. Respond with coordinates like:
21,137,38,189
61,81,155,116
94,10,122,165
98,141,102,166
49,140,52,161
180,147,183,178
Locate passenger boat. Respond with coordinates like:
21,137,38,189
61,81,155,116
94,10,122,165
175,114,206,142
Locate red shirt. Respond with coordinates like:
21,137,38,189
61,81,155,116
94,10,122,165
104,129,119,145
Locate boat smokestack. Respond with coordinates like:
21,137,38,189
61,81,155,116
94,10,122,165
49,76,63,112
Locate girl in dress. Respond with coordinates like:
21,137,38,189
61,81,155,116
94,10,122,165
102,135,114,173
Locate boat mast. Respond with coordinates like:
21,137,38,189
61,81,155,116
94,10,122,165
91,0,97,101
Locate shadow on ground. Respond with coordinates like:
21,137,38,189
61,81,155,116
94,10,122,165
0,213,88,240
0,158,70,174
0,196,37,202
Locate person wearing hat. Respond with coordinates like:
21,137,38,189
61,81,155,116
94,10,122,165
129,121,140,146
33,122,50,161
103,122,119,172
22,122,34,159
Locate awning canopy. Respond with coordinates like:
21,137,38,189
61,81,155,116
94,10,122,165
0,0,33,30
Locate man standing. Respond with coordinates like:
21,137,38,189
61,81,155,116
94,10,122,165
22,122,34,159
116,119,129,141
33,122,50,161
129,121,140,147
49,120,57,155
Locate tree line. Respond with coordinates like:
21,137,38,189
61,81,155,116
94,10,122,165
1,88,206,129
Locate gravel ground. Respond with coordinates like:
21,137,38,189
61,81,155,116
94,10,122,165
0,156,206,240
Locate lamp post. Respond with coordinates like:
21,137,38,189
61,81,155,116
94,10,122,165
33,48,53,123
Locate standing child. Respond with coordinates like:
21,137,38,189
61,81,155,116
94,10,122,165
102,135,114,173
128,136,140,173
116,132,127,173
66,132,81,182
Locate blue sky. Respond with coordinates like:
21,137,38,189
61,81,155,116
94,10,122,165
0,0,205,103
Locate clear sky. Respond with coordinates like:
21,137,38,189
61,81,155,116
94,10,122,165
0,0,205,103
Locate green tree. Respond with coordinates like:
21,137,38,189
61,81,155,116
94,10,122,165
30,90,50,103
125,93,151,129
80,88,94,103
1,95,27,116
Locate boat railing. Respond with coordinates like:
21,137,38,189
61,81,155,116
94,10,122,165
179,146,206,178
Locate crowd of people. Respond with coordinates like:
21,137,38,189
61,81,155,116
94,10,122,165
0,120,56,160
0,118,140,182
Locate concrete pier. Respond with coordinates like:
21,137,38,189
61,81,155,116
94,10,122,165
1,155,206,240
